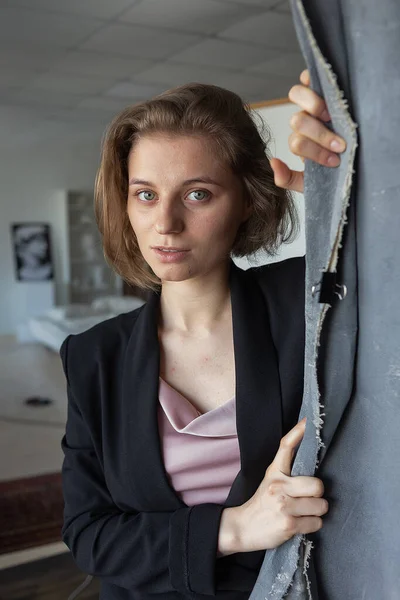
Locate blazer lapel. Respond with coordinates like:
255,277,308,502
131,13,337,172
225,263,283,507
121,291,185,511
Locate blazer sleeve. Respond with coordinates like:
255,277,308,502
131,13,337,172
60,335,225,596
250,256,306,434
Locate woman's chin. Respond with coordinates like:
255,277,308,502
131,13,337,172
151,262,194,283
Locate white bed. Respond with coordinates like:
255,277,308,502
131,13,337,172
29,295,145,352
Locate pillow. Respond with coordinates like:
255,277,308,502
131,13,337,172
91,295,145,314
64,305,107,319
46,304,93,320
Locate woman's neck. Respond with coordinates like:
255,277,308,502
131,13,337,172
159,261,232,334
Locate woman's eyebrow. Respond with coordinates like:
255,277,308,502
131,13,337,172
128,176,223,187
183,177,223,187
129,178,153,186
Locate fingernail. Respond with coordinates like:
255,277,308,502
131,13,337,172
321,109,331,121
330,139,345,152
327,154,340,167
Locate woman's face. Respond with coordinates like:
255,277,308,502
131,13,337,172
127,134,250,283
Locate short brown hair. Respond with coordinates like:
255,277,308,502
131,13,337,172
95,83,299,289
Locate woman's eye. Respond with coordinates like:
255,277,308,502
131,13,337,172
187,190,209,202
137,191,156,202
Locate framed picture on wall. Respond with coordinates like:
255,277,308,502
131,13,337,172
11,223,54,282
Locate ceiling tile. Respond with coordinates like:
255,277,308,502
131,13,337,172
214,0,276,6
9,89,86,109
0,0,138,20
80,23,201,60
0,45,66,70
46,106,113,125
246,93,267,103
105,81,168,100
169,39,268,69
0,0,298,149
51,51,154,79
0,103,104,149
30,72,118,95
0,86,25,102
248,51,306,79
0,6,102,48
273,0,292,13
120,0,258,35
218,10,300,51
215,71,272,99
11,118,104,149
0,67,44,89
0,111,65,148
134,61,235,87
0,104,34,120
77,96,133,112
249,76,293,101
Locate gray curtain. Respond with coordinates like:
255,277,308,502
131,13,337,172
250,1,400,598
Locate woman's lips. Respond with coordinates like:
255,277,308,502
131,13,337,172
152,247,190,263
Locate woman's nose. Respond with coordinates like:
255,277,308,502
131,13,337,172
154,199,183,235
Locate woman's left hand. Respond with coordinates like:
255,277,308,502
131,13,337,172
270,69,347,193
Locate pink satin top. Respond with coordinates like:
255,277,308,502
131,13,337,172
157,378,241,506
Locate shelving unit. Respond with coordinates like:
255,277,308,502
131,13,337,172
67,191,119,304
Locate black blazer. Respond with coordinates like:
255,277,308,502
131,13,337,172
60,257,305,600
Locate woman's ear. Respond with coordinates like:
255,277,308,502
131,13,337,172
242,197,253,222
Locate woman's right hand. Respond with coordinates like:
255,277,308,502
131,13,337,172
271,69,347,194
218,418,328,555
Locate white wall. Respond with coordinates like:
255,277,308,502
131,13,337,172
0,102,304,336
234,102,305,270
0,140,100,335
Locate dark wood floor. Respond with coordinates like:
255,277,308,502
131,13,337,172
0,552,101,599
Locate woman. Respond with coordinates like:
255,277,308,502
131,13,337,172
61,70,346,599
